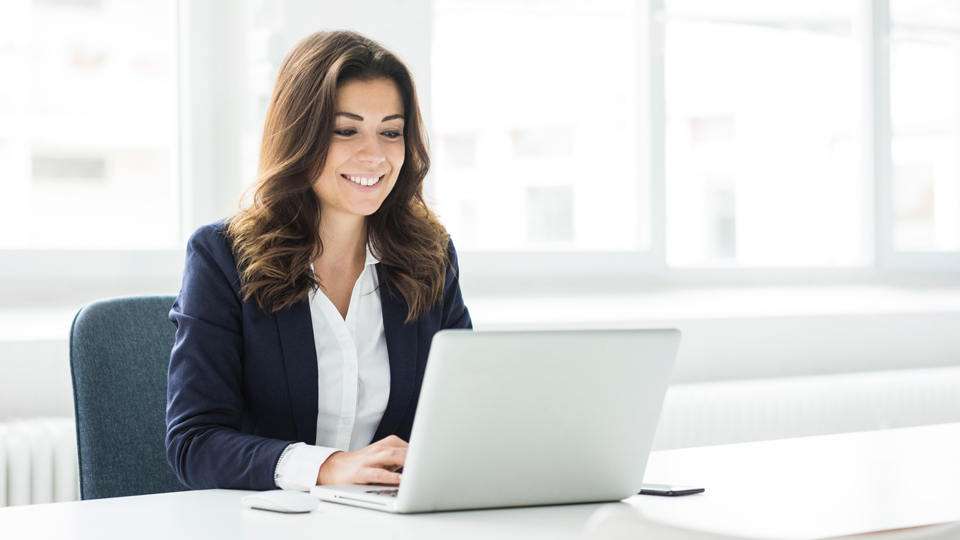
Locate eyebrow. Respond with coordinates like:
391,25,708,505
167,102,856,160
336,112,404,122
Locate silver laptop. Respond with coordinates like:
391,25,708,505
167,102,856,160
311,328,680,513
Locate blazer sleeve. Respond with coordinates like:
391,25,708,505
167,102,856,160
441,240,473,330
165,224,291,490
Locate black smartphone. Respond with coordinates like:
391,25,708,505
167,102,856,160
639,483,705,496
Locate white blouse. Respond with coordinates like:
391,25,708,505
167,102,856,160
273,246,391,491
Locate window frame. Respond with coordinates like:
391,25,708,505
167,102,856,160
459,0,960,286
3,0,960,303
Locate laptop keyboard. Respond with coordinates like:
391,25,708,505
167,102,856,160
365,488,399,497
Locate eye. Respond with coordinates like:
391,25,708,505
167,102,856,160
382,130,403,140
334,128,357,137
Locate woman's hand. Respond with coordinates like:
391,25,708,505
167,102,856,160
317,435,407,485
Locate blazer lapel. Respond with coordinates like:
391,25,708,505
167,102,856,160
276,300,319,445
373,264,418,441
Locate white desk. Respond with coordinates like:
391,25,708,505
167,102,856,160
3,423,959,540
636,422,960,539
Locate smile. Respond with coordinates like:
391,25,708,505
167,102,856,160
342,174,383,187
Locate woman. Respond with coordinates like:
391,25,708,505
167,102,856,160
165,30,471,492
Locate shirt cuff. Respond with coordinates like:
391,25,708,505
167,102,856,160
274,442,341,491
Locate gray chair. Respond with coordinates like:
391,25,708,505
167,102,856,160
69,295,188,499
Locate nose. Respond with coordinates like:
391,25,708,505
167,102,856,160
356,132,386,165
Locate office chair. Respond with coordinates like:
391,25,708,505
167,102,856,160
69,295,188,500
583,504,960,540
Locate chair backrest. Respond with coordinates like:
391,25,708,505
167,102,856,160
69,295,187,500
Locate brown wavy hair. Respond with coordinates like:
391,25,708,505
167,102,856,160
226,30,450,321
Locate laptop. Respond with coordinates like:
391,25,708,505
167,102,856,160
311,328,680,513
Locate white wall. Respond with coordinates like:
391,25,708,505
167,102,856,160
5,286,960,420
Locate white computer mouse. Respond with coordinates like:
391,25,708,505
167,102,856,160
241,490,319,513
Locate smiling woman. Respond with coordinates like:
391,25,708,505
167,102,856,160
313,79,406,224
164,30,472,493
227,31,447,320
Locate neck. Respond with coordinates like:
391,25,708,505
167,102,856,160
316,211,367,270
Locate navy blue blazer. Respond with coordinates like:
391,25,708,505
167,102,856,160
165,222,472,490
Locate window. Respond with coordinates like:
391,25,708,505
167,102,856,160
431,0,644,252
431,0,960,278
0,0,179,250
890,0,960,253
4,0,958,295
664,0,863,268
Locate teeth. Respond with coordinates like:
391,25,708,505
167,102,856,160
347,175,380,186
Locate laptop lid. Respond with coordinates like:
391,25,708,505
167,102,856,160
390,328,680,513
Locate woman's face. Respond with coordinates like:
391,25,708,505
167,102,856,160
313,77,405,223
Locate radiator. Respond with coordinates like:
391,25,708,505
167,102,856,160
0,417,78,506
652,365,960,450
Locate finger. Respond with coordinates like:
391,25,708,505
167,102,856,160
361,467,402,485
